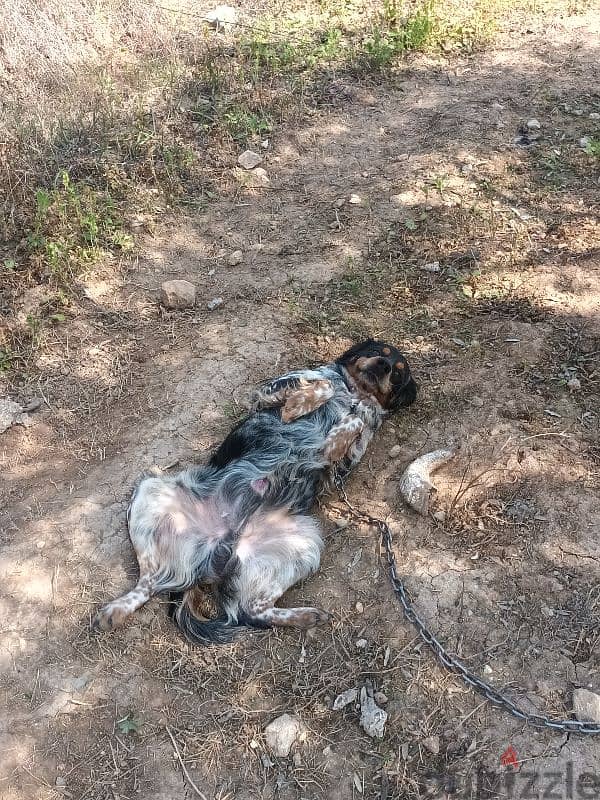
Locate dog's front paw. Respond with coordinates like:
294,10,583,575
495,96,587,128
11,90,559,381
281,380,334,423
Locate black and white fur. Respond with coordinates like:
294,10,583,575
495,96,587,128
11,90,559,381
93,340,417,644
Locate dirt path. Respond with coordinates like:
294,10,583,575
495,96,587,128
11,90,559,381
2,7,600,799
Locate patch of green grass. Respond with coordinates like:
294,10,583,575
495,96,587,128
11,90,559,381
25,170,133,287
221,105,272,143
584,137,600,157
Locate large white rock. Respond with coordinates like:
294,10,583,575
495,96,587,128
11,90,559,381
264,713,305,757
203,5,237,27
160,280,196,310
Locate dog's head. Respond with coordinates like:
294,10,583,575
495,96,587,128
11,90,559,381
336,339,417,411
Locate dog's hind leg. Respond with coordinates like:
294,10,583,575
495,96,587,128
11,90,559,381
232,509,330,631
93,565,157,631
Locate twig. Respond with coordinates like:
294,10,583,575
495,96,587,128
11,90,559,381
165,725,210,800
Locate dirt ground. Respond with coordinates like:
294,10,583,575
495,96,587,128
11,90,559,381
1,5,600,799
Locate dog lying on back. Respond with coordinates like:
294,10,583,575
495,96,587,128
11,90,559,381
93,339,417,644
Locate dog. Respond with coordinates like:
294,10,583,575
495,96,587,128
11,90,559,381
93,339,417,644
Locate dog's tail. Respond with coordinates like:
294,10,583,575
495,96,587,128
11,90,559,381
171,589,268,646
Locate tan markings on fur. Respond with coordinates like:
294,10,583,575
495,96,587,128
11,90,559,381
281,379,334,423
344,361,392,408
395,361,405,370
382,347,391,355
323,416,364,463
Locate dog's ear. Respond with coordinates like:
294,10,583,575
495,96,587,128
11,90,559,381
336,339,375,364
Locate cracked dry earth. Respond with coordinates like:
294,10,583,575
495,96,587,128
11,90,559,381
2,7,600,800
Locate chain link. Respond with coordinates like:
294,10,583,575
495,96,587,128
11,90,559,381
333,472,600,736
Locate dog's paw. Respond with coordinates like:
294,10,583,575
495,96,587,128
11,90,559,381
281,380,334,423
92,603,127,632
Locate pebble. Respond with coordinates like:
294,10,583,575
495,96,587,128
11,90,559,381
590,113,600,120
580,137,591,149
0,399,30,434
160,279,196,310
355,601,364,614
422,735,440,755
334,198,345,208
207,297,224,311
252,167,270,186
374,691,388,705
333,688,358,710
360,682,387,739
335,518,349,529
432,510,446,523
483,664,493,675
567,377,581,390
228,250,243,266
527,118,541,129
573,688,600,724
348,194,362,205
264,714,305,757
420,261,440,273
471,396,484,408
36,540,46,550
389,444,402,458
355,638,368,649
237,150,263,170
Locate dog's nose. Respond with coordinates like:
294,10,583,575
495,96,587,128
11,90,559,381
376,358,392,375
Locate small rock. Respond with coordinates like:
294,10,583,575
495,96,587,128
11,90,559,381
422,735,440,755
389,444,402,458
567,377,581,391
579,137,591,149
483,664,493,675
573,688,600,724
471,396,484,408
203,4,237,27
264,714,305,757
252,167,270,186
374,691,388,705
24,397,43,413
335,518,349,529
333,688,358,710
348,194,362,205
590,113,600,121
420,261,440,273
55,776,67,787
432,510,446,523
207,297,224,311
160,279,196,310
360,681,387,739
355,638,368,650
238,150,263,170
334,198,345,209
355,601,364,614
228,250,244,266
36,540,46,550
0,399,30,434
527,118,541,129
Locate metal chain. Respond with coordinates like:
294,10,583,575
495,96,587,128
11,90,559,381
333,472,600,736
